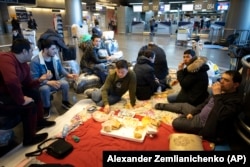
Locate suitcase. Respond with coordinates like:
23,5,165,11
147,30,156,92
73,73,102,94
62,45,76,61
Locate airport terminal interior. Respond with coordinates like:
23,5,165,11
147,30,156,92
0,0,250,166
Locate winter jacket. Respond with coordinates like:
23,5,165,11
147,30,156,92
37,29,68,50
176,57,209,106
83,44,108,68
134,56,159,100
139,44,169,80
193,92,242,143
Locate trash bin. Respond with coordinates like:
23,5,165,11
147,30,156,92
228,45,244,71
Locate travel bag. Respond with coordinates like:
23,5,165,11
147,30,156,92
62,45,76,61
25,138,73,159
73,73,102,94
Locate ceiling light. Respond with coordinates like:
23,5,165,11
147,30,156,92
169,1,186,3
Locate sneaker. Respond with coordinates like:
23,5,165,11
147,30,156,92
23,133,48,146
62,101,73,110
83,88,97,98
43,107,51,119
154,103,167,110
37,119,56,131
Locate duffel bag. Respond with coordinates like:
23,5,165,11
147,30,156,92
73,73,102,94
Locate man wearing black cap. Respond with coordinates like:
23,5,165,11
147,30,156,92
167,49,209,106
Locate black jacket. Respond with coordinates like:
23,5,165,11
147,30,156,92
28,18,37,30
176,57,209,106
139,44,169,80
83,44,107,68
37,29,68,50
134,56,159,100
192,92,242,143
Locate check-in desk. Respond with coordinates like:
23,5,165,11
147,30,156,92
131,21,145,34
155,21,171,35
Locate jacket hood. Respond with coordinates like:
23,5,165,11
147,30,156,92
137,56,153,66
187,56,209,72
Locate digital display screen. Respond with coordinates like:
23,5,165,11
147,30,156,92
216,2,230,11
164,4,170,11
133,5,142,12
182,4,194,11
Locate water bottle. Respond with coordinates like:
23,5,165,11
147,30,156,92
72,93,77,104
62,124,69,138
157,86,162,93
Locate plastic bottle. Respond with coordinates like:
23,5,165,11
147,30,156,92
72,93,77,104
157,86,162,93
62,124,69,138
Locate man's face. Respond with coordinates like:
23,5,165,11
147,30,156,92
183,54,193,65
13,30,18,36
46,45,58,57
93,37,101,48
220,73,239,93
24,46,33,62
116,68,128,78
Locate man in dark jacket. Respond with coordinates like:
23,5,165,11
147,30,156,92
27,16,38,30
81,34,111,83
134,49,161,100
168,49,209,106
138,42,169,90
155,70,242,143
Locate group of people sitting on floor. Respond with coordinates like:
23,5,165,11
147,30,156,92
0,25,244,148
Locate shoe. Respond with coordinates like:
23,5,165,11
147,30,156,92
83,88,97,98
23,133,48,146
155,103,167,110
62,101,73,110
37,119,56,131
43,107,51,119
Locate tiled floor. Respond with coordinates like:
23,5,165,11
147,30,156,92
0,31,247,158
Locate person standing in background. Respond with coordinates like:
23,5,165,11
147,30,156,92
149,16,156,35
27,15,38,30
12,28,24,42
11,16,22,34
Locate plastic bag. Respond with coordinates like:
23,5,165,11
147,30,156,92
207,60,220,77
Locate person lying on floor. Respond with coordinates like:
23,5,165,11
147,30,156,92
155,70,242,143
88,59,136,113
167,49,209,106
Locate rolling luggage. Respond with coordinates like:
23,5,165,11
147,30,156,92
62,45,76,61
73,73,102,94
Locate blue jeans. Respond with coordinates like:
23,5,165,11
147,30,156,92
91,88,121,106
39,78,70,108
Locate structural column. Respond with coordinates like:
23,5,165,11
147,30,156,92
224,0,250,38
64,0,82,64
64,0,83,27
